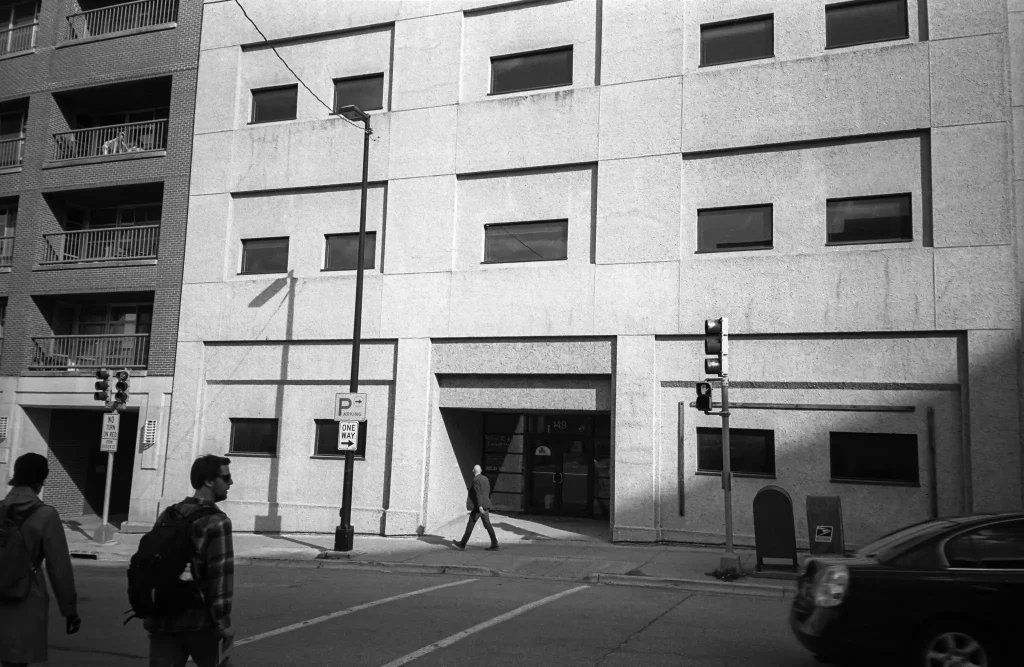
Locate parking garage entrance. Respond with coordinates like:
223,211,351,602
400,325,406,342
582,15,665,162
482,413,610,519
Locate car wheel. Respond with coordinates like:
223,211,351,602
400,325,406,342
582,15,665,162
918,625,993,667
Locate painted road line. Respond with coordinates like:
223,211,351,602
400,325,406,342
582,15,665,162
378,584,590,667
234,578,477,647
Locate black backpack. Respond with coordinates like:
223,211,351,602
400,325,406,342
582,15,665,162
124,504,218,624
0,503,42,602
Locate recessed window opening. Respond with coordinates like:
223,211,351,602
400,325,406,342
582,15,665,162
697,205,773,253
700,15,774,67
229,418,278,456
251,85,298,124
830,431,919,485
483,219,568,264
314,419,366,459
333,73,384,115
324,232,375,271
491,46,573,95
825,0,908,49
827,193,912,245
241,237,289,274
697,427,776,477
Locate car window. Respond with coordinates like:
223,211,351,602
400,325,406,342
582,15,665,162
944,519,1024,570
857,519,954,560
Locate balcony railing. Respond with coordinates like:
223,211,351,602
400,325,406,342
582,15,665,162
52,119,168,161
65,0,178,41
0,137,24,168
29,334,150,370
0,235,14,268
1,23,37,55
40,225,159,265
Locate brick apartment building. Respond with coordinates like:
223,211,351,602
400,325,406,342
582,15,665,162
0,0,202,527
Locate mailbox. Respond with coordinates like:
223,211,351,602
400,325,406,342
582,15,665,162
752,485,799,572
806,495,845,556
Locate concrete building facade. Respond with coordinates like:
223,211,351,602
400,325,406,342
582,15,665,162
0,0,203,526
162,0,1023,548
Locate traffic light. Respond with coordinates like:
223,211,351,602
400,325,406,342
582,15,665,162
704,318,728,376
114,369,131,405
696,382,712,413
94,369,112,402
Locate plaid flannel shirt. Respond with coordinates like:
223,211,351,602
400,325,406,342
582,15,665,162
144,498,234,634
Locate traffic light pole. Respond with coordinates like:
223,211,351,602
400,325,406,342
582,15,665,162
720,378,739,573
335,110,371,553
94,406,117,544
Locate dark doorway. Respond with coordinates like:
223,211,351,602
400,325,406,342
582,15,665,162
48,409,136,518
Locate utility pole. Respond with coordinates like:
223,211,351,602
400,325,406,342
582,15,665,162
334,105,371,552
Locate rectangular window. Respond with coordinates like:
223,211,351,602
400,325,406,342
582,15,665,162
483,219,568,264
314,419,366,459
830,432,919,485
333,74,384,115
241,237,289,275
827,194,912,245
826,0,908,49
251,85,298,124
324,232,376,271
491,46,573,95
229,418,278,456
697,427,776,477
697,205,773,253
700,15,774,67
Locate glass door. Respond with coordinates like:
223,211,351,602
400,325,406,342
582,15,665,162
560,437,592,516
528,436,562,514
526,435,594,517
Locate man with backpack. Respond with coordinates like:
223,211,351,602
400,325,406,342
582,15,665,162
130,454,235,667
0,452,81,667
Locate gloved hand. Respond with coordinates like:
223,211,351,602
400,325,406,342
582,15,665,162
66,614,81,635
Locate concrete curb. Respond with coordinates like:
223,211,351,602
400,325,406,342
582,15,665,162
70,550,793,599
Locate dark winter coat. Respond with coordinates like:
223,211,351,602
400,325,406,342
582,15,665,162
0,486,78,664
466,474,493,512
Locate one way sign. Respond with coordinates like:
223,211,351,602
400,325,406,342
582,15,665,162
338,421,359,451
335,393,367,421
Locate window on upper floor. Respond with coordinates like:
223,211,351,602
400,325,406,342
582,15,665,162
251,85,298,124
697,427,776,477
1,0,39,55
491,46,573,95
230,418,278,457
697,205,773,253
333,74,384,115
241,237,289,275
826,0,908,49
826,194,912,245
700,15,774,67
483,220,568,264
65,203,162,230
313,419,367,459
830,431,919,485
0,105,26,168
324,232,375,272
0,198,15,268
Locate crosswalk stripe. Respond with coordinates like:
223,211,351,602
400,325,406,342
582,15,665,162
378,585,590,667
233,578,477,647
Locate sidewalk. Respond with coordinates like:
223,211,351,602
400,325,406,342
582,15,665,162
63,513,803,599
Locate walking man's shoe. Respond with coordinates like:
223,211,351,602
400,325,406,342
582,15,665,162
451,540,465,550
486,545,499,551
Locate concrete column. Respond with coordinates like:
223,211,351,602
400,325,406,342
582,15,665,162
384,338,433,535
612,335,658,541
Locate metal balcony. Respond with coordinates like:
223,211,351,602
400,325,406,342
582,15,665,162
52,119,168,162
65,0,178,41
40,225,159,265
1,23,37,56
29,334,150,371
0,235,14,268
0,138,24,168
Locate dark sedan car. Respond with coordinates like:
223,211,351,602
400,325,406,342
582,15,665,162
790,512,1024,666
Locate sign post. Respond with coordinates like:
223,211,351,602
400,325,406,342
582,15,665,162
93,411,120,544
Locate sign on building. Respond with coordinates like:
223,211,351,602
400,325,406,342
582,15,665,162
335,393,367,422
100,413,120,453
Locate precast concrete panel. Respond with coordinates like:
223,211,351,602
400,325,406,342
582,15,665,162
379,273,452,338
927,0,1007,40
194,47,241,135
596,154,681,264
593,262,680,335
388,106,458,179
599,0,684,85
598,77,682,160
612,335,658,541
929,34,1009,128
181,194,232,284
384,175,457,274
391,12,462,111
432,338,613,375
934,245,1018,330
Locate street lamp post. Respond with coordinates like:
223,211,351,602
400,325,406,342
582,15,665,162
334,104,371,552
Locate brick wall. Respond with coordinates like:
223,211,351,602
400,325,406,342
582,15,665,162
0,0,204,378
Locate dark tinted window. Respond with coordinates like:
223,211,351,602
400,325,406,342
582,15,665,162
251,86,298,123
827,194,912,244
484,220,568,263
945,520,1024,570
857,519,954,560
830,432,919,484
697,427,775,476
700,15,774,67
241,237,289,274
229,418,278,456
324,232,376,271
314,419,366,458
697,205,773,252
491,46,572,95
826,0,908,49
333,74,384,114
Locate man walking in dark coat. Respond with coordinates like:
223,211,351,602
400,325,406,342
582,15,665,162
452,464,498,551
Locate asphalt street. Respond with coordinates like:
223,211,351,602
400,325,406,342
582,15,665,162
46,563,818,666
